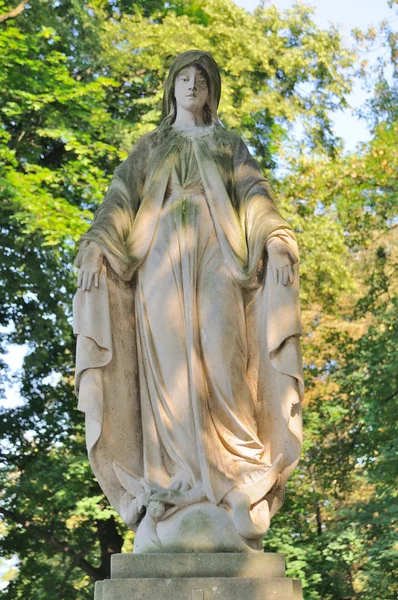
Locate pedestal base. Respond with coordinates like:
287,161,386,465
94,553,302,600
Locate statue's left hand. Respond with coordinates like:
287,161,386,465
77,243,104,290
267,238,298,286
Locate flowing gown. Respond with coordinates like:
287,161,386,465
73,123,303,526
136,130,267,504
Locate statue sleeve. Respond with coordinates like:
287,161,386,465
236,138,303,516
75,136,150,280
232,137,295,271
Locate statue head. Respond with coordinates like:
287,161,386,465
161,50,222,125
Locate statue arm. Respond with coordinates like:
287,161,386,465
232,137,298,284
75,136,151,283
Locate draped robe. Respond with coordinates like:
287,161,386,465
73,123,303,525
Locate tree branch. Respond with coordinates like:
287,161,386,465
382,388,398,403
0,507,105,581
0,1,28,23
315,499,323,536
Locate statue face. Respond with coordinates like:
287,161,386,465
174,66,209,115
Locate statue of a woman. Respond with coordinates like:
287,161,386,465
73,50,303,553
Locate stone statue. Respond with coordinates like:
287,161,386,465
73,50,303,554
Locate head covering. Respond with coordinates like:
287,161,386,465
161,50,222,123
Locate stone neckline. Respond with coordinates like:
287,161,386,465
171,124,215,138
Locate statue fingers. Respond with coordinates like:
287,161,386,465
288,264,294,284
269,264,276,284
78,269,84,288
282,267,289,286
94,272,99,288
82,271,89,290
86,272,94,291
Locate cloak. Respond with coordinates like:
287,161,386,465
73,51,303,526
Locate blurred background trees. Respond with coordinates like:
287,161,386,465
0,0,396,598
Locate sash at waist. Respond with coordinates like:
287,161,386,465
166,182,205,197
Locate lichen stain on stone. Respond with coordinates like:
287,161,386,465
180,510,212,536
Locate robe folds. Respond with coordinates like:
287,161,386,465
73,123,304,524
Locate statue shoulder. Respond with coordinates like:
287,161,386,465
213,125,248,154
129,127,165,157
117,127,167,179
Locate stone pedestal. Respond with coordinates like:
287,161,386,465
94,552,302,600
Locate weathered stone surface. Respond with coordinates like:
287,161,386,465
133,502,262,554
111,551,285,580
293,578,303,599
95,576,296,600
94,552,302,600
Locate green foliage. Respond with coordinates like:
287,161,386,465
262,11,398,594
0,0,396,598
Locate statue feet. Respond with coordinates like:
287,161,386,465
168,471,192,492
113,458,283,553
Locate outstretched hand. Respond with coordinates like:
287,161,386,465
267,238,298,286
77,243,104,291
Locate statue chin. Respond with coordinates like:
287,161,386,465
134,501,263,554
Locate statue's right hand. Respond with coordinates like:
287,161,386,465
77,243,104,290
